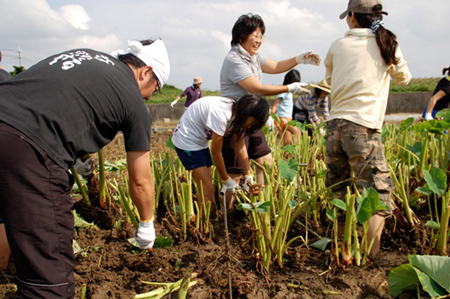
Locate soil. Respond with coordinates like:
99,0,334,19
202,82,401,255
0,121,436,299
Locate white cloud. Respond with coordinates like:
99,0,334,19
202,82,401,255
60,5,91,30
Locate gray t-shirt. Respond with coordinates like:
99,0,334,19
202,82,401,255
220,44,267,99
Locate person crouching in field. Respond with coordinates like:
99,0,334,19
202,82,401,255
172,94,269,215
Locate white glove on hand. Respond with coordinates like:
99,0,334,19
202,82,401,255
266,116,275,130
243,175,254,192
424,113,433,121
288,83,310,95
170,100,177,107
220,177,239,196
74,157,94,179
135,220,156,250
296,50,321,66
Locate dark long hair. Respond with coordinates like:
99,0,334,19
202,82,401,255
227,94,269,138
353,5,399,65
117,39,156,67
231,13,266,47
443,67,450,76
282,69,301,85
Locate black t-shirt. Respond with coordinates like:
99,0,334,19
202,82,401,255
433,76,450,111
0,69,11,82
0,49,151,168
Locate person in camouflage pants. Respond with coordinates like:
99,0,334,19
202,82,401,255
325,119,393,214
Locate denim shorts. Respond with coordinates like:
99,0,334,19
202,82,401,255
175,147,213,170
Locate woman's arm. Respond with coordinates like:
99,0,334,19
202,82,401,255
210,132,228,181
261,57,297,74
426,90,447,114
272,97,282,114
238,75,289,96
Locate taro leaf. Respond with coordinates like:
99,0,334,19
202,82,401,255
270,112,280,124
279,159,299,182
413,267,447,298
326,208,335,221
154,236,174,248
388,263,419,297
330,199,346,211
262,126,268,134
425,220,440,230
73,240,82,255
406,142,422,157
288,200,297,208
423,168,447,196
408,255,450,293
128,237,140,248
356,188,380,224
310,238,331,251
398,117,415,134
416,119,449,135
237,201,271,213
436,108,450,122
282,145,296,154
316,169,327,179
166,136,175,150
416,184,432,196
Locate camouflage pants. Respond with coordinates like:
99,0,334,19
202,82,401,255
325,119,393,214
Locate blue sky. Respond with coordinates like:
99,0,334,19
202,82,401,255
0,0,448,90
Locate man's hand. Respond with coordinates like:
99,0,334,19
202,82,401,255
74,156,94,180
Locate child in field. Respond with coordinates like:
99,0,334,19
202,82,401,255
324,0,411,259
293,79,330,136
172,94,269,215
271,69,302,146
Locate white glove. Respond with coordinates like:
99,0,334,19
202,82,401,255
296,50,321,66
243,175,253,192
170,100,178,107
288,83,311,95
319,127,325,136
135,220,156,249
266,116,275,130
220,177,239,196
74,157,94,179
424,113,433,121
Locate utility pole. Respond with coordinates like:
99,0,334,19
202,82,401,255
0,47,22,66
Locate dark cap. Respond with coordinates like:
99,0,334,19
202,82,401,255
339,0,387,19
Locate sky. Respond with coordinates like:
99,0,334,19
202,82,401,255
0,0,448,91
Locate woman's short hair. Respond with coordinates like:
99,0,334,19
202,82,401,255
231,13,265,47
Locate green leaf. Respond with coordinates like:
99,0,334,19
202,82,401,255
425,220,440,230
388,263,419,297
154,236,174,248
416,185,432,196
356,188,380,224
282,144,296,154
270,112,280,124
406,142,422,156
279,159,299,182
409,255,450,293
326,208,335,221
316,169,327,179
309,238,331,251
166,136,175,150
412,267,447,298
237,201,272,213
330,199,346,211
398,117,415,134
436,108,450,122
423,168,447,196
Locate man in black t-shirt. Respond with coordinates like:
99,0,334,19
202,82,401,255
0,39,170,298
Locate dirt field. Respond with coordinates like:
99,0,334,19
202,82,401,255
0,120,433,298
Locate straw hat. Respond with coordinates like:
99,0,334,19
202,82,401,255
193,76,203,84
309,79,330,94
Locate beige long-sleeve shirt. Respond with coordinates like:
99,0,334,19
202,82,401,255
324,28,411,131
